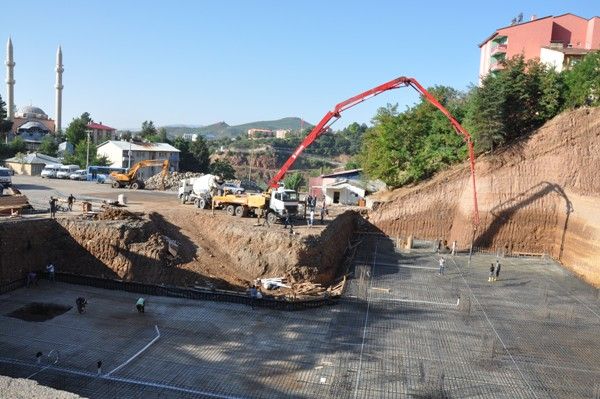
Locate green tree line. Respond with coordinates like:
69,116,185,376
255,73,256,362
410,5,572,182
360,51,600,187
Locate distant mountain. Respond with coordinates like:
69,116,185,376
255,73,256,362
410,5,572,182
162,117,313,139
163,123,204,128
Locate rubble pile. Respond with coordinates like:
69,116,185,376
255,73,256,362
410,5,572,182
144,171,203,191
145,170,263,192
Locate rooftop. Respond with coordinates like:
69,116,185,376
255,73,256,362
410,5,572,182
97,140,180,153
321,168,362,178
86,122,115,131
4,152,60,165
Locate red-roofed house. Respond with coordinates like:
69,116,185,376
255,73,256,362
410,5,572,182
479,13,600,82
86,122,117,144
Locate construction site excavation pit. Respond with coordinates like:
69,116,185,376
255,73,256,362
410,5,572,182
0,207,360,301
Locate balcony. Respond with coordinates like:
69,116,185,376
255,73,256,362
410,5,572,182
491,44,507,56
490,59,505,72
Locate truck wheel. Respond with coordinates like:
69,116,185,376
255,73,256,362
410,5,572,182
267,212,278,225
226,204,236,216
198,198,207,209
130,181,140,190
235,206,246,217
112,181,120,189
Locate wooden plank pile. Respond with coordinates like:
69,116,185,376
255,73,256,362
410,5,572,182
0,194,30,215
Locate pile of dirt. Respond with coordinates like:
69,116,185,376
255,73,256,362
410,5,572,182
141,207,359,289
369,107,600,287
96,207,142,221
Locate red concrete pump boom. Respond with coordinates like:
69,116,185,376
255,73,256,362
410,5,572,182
268,76,480,225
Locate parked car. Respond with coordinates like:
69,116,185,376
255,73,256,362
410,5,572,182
40,164,62,178
0,167,12,187
69,169,87,180
56,165,80,179
222,183,245,194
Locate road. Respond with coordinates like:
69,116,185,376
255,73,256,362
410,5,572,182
10,175,177,213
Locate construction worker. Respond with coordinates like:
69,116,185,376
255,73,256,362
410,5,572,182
26,272,38,288
46,262,55,282
438,257,446,275
76,297,87,313
248,285,258,310
49,197,57,219
67,194,76,211
494,260,501,281
136,297,145,313
283,209,290,229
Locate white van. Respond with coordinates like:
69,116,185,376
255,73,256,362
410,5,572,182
56,165,80,179
0,167,12,187
40,164,62,178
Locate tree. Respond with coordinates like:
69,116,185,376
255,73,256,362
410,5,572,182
157,127,168,143
465,56,564,152
65,113,93,145
563,51,600,108
189,136,210,172
359,86,468,187
173,137,210,172
140,121,157,139
38,135,58,157
209,159,236,179
120,130,133,141
10,137,26,153
0,94,13,142
63,141,109,168
345,160,360,170
283,172,305,191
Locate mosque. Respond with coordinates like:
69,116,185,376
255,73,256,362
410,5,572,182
4,38,63,149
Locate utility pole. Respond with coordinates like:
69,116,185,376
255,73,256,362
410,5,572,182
128,140,132,169
86,131,90,169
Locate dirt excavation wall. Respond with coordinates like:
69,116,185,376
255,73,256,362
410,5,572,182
369,107,600,287
0,218,119,283
0,209,358,290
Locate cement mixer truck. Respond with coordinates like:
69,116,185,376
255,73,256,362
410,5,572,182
178,174,298,224
178,174,222,209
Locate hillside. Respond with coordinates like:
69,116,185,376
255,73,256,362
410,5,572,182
162,117,313,139
369,107,600,287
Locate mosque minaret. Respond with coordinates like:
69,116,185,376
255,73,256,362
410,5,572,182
4,38,63,133
5,38,15,120
55,46,63,132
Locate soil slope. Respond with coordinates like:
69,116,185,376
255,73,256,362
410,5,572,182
369,107,600,287
0,208,357,291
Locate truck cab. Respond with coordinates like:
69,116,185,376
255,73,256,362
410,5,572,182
269,187,299,218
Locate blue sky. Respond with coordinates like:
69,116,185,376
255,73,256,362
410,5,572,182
2,1,599,130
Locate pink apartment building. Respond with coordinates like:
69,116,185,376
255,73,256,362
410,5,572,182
479,13,600,82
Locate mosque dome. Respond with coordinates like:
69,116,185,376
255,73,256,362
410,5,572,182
16,106,49,119
18,121,51,132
